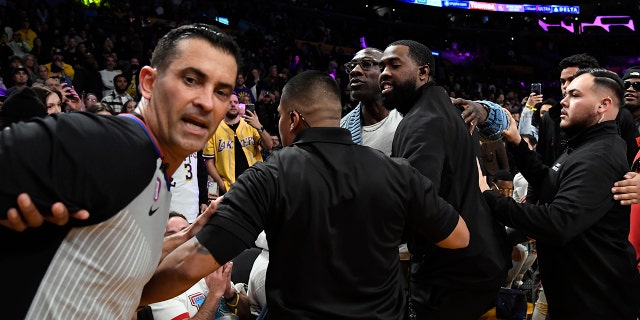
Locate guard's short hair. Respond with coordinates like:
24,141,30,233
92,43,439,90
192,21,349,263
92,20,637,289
573,68,624,107
151,23,242,73
168,211,188,222
356,47,383,60
388,40,435,75
86,103,115,115
282,70,340,106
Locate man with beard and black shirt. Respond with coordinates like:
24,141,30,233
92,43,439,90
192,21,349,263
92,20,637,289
379,39,510,319
101,74,133,114
484,68,640,319
537,54,598,167
539,54,638,168
532,54,638,205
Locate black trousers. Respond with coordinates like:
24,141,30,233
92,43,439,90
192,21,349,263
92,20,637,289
411,285,499,320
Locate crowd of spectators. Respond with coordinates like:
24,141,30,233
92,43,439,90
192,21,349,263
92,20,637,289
1,0,636,120
3,2,640,319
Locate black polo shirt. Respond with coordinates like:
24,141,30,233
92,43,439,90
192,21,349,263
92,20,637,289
197,127,461,320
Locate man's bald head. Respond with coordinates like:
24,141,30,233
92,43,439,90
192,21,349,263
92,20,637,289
278,71,343,146
280,70,342,123
354,47,383,62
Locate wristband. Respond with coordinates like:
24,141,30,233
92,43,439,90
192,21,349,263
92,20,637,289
226,291,240,307
225,291,240,315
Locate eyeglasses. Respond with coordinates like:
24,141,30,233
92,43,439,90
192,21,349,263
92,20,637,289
87,98,97,102
344,59,380,74
624,81,640,91
291,109,311,128
492,182,513,196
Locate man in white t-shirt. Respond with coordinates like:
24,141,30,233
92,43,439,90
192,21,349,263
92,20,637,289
340,48,402,156
99,55,121,98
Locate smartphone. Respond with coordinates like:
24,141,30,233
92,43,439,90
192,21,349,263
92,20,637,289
207,176,218,199
531,83,542,95
246,104,256,113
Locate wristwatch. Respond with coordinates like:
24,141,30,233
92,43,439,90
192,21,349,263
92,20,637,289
258,126,265,133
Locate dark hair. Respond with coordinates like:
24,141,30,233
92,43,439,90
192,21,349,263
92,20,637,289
123,99,137,112
493,169,514,183
388,40,435,75
521,134,538,146
31,86,62,105
558,53,599,71
86,102,115,115
355,47,383,61
113,73,127,83
573,68,625,107
283,70,340,106
151,24,242,73
8,55,23,63
168,211,188,222
532,98,557,126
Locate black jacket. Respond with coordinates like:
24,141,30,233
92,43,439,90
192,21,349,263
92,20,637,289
485,121,640,319
528,104,639,204
392,82,510,296
536,103,564,168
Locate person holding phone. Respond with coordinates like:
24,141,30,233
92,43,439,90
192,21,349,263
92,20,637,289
43,47,74,84
203,93,273,195
59,82,84,112
518,83,544,140
482,68,639,320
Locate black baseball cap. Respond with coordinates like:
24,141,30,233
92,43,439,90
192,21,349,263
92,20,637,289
13,65,28,75
623,66,640,81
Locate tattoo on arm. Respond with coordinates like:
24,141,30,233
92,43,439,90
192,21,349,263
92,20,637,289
194,238,211,256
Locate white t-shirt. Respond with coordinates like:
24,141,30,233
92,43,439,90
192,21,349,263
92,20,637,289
149,278,235,319
512,172,528,202
150,279,209,319
99,69,122,98
248,232,269,316
362,109,403,156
